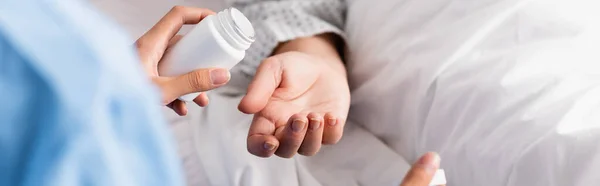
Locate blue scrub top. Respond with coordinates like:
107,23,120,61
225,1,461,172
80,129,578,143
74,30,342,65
0,0,183,185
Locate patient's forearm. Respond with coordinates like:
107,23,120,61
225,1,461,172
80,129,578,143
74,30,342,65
272,33,346,73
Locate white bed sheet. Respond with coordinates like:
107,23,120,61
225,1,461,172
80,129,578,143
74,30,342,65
344,0,600,185
90,1,411,185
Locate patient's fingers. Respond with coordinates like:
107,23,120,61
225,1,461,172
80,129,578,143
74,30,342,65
400,152,440,186
238,57,282,114
322,112,344,144
247,115,278,157
275,113,309,158
247,134,279,158
298,113,324,156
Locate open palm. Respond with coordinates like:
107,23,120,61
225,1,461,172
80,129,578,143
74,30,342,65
238,52,350,158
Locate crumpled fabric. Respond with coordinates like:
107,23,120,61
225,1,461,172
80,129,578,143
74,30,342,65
344,0,600,185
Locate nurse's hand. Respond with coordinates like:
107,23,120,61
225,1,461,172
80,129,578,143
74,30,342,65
135,6,231,116
400,152,443,186
239,34,350,158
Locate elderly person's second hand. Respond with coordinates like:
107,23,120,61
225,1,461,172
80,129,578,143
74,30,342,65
401,152,444,186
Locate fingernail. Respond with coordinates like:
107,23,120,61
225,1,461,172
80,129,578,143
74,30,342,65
263,142,276,151
417,152,441,174
291,119,306,132
327,118,337,126
210,69,230,85
309,118,320,130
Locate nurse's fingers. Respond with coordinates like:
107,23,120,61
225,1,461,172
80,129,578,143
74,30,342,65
136,6,215,65
167,99,188,116
193,92,209,107
322,113,344,144
247,116,279,157
400,152,440,186
144,35,185,76
298,113,324,156
157,68,230,104
274,113,309,158
167,35,184,48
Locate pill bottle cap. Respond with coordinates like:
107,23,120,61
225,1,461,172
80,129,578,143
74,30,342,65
215,7,255,50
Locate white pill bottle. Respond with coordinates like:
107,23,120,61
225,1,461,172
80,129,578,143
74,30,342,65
159,7,255,101
430,169,446,186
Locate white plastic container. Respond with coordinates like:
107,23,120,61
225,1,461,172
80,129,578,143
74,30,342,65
429,169,446,186
159,7,255,101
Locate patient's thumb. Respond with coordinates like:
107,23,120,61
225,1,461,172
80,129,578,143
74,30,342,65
400,152,440,186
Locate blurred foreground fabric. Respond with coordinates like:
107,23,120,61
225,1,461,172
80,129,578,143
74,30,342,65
0,0,182,185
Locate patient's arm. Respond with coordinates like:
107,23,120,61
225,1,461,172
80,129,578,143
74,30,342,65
232,0,351,158
273,33,346,76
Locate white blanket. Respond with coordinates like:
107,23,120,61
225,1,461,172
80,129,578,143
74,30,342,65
345,0,600,185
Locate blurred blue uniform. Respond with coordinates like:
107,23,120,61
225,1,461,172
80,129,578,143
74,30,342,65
0,0,183,185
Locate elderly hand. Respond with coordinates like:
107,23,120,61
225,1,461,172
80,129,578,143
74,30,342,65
135,6,231,116
400,152,444,186
239,49,351,158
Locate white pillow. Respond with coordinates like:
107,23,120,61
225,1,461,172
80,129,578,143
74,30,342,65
344,0,600,185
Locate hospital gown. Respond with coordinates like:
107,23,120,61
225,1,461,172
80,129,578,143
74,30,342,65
229,0,346,77
0,0,183,185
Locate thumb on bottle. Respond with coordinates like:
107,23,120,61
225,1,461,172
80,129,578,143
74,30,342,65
162,68,230,102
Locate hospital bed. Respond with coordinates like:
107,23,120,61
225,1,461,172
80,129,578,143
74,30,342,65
92,0,600,185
